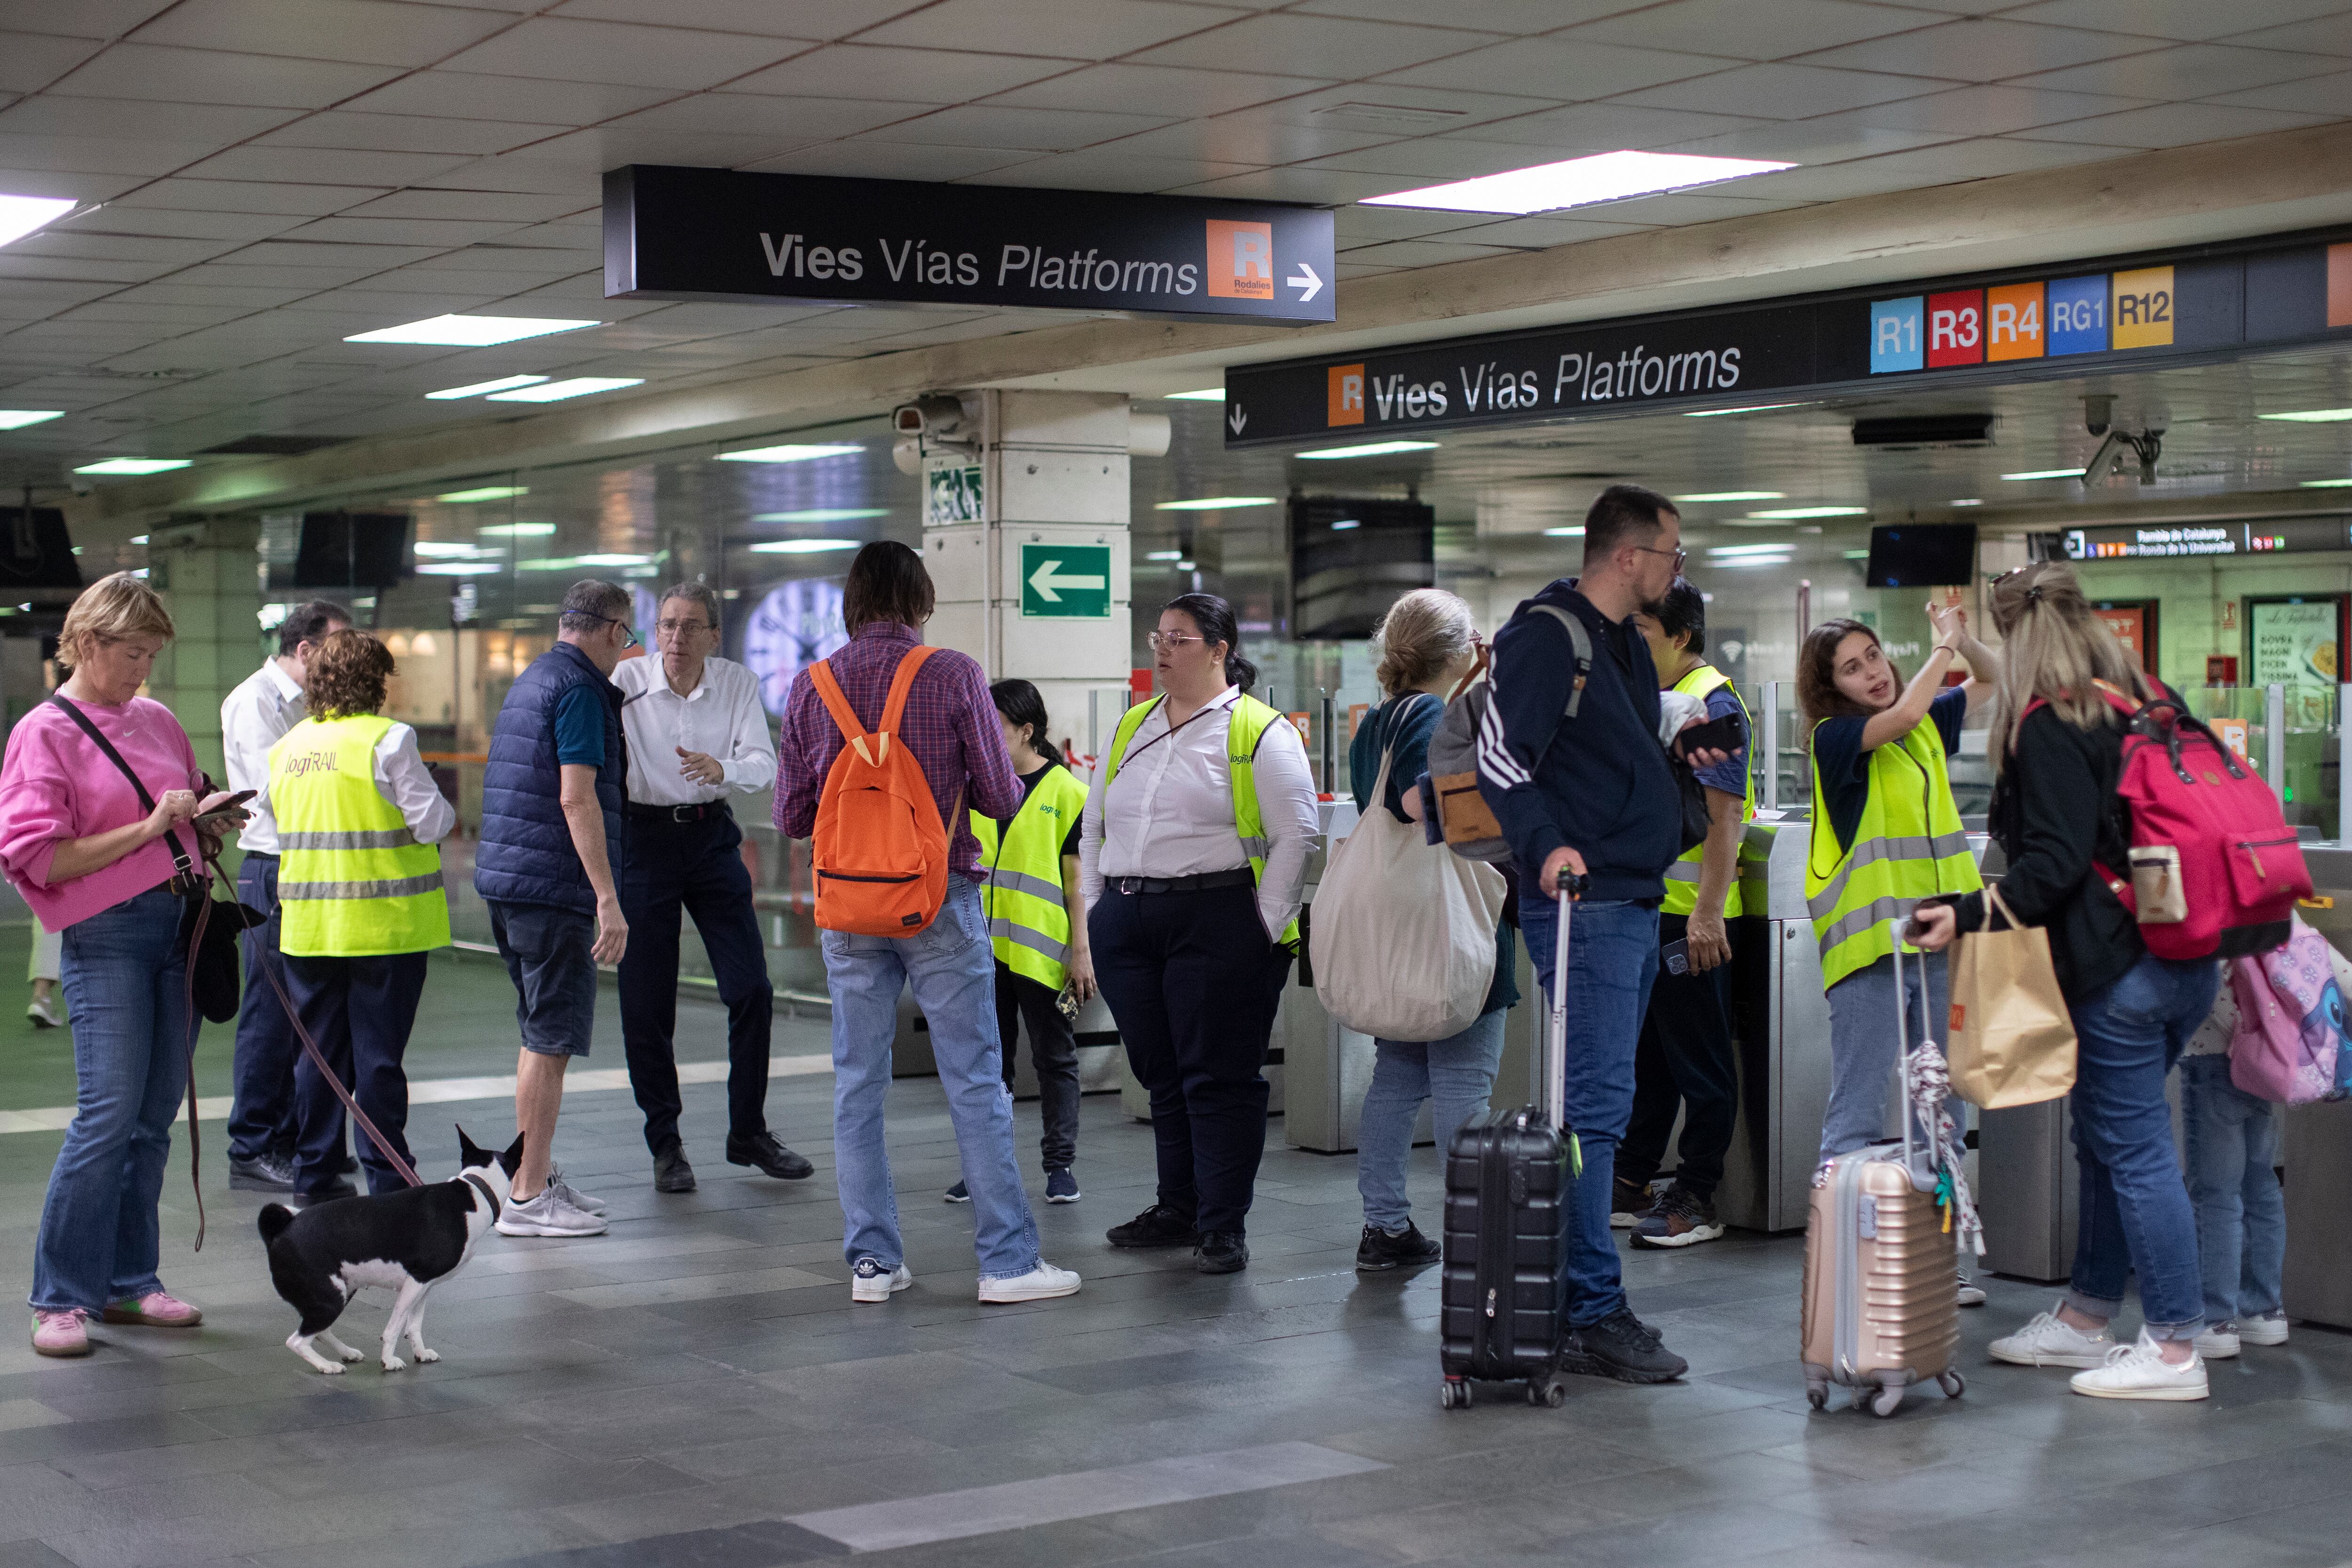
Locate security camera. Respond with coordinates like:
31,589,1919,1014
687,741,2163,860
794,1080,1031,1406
69,477,93,497
2082,430,2129,486
892,394,967,440
2083,393,2114,438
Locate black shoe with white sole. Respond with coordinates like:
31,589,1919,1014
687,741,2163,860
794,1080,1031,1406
1629,1184,1725,1250
1356,1221,1442,1272
228,1152,296,1192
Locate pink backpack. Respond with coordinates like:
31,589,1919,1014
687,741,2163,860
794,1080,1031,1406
2226,917,2345,1104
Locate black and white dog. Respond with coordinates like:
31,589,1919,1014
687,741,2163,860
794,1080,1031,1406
257,1126,524,1375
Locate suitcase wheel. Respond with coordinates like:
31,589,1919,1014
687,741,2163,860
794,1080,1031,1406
1870,1384,1907,1419
1805,1381,1828,1412
1528,1375,1566,1409
1938,1370,1965,1400
1440,1377,1470,1410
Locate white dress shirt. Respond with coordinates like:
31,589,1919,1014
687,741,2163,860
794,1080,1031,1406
613,653,778,807
251,719,458,849
221,658,304,853
1080,687,1319,942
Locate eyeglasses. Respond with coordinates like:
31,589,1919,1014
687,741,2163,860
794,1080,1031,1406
1147,631,1207,651
576,611,640,650
1633,544,1688,570
655,618,712,637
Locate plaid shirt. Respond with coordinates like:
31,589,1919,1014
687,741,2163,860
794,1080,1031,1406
772,621,1021,880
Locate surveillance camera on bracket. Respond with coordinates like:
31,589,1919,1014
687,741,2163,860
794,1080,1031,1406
2082,393,2115,438
2081,427,2163,486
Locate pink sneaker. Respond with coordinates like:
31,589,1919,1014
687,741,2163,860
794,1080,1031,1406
32,1308,90,1357
102,1291,202,1328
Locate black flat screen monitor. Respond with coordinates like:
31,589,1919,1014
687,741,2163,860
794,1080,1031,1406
1864,523,1976,589
1289,497,1434,640
0,508,84,589
294,511,410,589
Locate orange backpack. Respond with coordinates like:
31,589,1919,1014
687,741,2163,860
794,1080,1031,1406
807,646,950,936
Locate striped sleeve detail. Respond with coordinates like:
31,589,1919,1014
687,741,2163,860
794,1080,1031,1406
1475,673,1531,788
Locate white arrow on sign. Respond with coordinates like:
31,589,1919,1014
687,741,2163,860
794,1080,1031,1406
1027,557,1107,603
1228,404,1248,434
1287,262,1323,302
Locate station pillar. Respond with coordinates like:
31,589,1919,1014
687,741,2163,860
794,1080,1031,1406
144,517,262,786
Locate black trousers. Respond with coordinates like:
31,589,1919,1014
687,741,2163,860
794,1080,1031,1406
618,811,772,1155
285,949,426,1197
1090,882,1292,1235
1618,912,1740,1201
995,962,1081,1171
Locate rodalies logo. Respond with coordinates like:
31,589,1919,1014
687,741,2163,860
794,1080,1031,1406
1326,364,1364,427
1205,220,1273,300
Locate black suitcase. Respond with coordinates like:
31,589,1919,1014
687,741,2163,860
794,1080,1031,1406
1438,886,1576,1410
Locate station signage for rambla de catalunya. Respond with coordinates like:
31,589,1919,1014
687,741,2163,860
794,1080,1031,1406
603,164,1336,325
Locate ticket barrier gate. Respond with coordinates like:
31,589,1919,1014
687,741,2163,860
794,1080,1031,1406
2284,844,2352,1329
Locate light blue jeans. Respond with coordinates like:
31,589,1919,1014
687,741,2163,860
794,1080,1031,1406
31,886,191,1313
1820,950,1966,1160
821,876,1041,1281
1357,1009,1508,1232
2178,1051,2285,1329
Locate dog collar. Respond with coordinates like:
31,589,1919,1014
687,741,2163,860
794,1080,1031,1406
460,1172,501,1221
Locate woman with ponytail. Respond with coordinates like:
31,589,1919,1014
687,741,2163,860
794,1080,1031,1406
1080,593,1317,1275
1909,561,2217,1401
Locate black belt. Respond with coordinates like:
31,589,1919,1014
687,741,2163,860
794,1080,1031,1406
244,851,278,861
1109,868,1255,896
628,800,732,824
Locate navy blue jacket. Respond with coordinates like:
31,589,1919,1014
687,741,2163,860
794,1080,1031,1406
475,640,626,913
1476,580,1679,904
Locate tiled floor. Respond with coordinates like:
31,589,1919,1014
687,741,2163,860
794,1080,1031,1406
2,940,2351,1568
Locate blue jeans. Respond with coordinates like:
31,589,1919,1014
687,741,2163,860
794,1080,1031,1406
822,876,1041,1281
31,886,191,1313
2178,1051,2284,1329
228,854,299,1160
2066,952,2218,1341
1357,1009,1508,1232
1519,894,1659,1329
1821,951,1964,1160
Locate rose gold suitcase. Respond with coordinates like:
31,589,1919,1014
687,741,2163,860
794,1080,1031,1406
1800,931,1966,1418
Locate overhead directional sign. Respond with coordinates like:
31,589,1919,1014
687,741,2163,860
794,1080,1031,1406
1020,543,1111,618
605,165,1335,325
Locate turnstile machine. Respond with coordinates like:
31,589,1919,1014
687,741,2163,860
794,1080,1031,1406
2284,843,2352,1329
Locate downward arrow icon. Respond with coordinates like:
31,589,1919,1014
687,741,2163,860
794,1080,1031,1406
1027,557,1106,603
1287,262,1323,302
1228,404,1248,435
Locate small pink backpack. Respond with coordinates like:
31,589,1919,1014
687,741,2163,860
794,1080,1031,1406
2226,916,2345,1104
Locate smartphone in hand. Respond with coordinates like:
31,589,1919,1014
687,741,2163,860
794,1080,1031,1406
193,788,257,826
1676,709,1747,757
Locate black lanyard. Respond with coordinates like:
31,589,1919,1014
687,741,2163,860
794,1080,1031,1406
1115,693,1229,776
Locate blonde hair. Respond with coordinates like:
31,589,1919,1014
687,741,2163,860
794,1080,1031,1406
1985,561,2150,773
1371,588,1477,697
57,572,174,671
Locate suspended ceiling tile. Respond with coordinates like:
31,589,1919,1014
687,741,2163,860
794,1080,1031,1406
0,94,302,142
1291,0,1628,31
129,0,517,67
2010,41,2343,98
253,110,572,157
743,139,1045,183
0,32,106,93
1623,62,1962,119
342,188,587,223
108,282,318,306
115,177,394,215
179,145,479,187
167,261,395,289
0,1,177,37
1092,113,1393,166
2204,71,2352,115
0,254,170,284
858,103,1176,152
50,43,404,107
1335,239,1527,268
857,0,1242,61
496,125,826,174
0,132,227,176
1333,204,1506,243
68,207,309,242
1727,133,2122,199
1569,0,1948,61
1661,121,1964,164
1428,100,1771,153
1334,261,1402,279
1437,214,1665,246
1793,17,2161,80
2220,15,2352,55
398,152,608,195
1168,166,1420,203
548,0,930,38
1379,36,1737,100
0,169,144,203
727,45,1071,106
8,230,236,265
1803,81,2155,136
1303,135,1630,180
1243,82,1573,135
401,244,587,272
958,149,1261,192
1555,188,1813,224
2008,99,2337,149
985,63,1334,118
341,69,674,125
1142,14,1509,79
598,91,930,141
284,216,536,247
433,16,805,89
357,266,577,293
1997,0,2351,44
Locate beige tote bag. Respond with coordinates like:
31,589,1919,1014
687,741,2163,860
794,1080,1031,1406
1946,884,2078,1107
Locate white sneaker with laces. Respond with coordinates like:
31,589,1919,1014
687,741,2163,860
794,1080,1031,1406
26,995,60,1029
2070,1332,2209,1401
977,1261,1081,1303
2240,1311,2290,1347
2194,1321,2241,1360
850,1258,911,1303
1989,1305,2113,1368
546,1164,607,1216
1957,1275,1986,1308
495,1187,608,1237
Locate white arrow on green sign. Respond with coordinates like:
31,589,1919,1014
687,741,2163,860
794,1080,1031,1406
1019,542,1111,618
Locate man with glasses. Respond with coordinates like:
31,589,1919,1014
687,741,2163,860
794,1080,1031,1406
475,579,635,1237
613,581,812,1194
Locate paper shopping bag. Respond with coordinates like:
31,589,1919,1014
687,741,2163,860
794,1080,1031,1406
1947,884,2077,1107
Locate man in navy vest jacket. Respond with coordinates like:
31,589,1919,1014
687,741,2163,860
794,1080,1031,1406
476,579,632,1239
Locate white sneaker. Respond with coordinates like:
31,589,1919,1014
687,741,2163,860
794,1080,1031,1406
1989,1305,2113,1369
2070,1332,2209,1401
26,995,60,1029
977,1261,1081,1303
494,1187,608,1237
850,1258,911,1303
546,1164,607,1216
2194,1322,2241,1360
2240,1311,2290,1347
1957,1275,1986,1308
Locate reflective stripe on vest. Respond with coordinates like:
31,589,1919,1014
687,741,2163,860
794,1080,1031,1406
269,712,452,958
1804,713,1981,989
970,764,1089,991
1660,664,1756,920
1104,692,1300,946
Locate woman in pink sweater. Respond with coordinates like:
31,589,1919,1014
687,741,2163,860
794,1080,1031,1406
0,573,243,1357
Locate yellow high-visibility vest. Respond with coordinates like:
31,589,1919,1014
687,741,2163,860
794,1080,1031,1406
270,713,450,957
1804,712,1980,989
1103,692,1301,946
971,764,1088,990
1660,664,1756,920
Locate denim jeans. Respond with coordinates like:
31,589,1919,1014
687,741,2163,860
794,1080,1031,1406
1356,1008,1507,1232
227,854,299,1161
1518,893,1659,1329
2066,952,2218,1340
1821,950,1965,1160
822,876,1041,1281
2177,1051,2284,1329
31,885,191,1313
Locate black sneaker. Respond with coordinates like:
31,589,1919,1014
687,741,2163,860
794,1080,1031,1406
1630,1184,1726,1250
1558,1310,1688,1385
943,1180,971,1203
726,1131,814,1180
1609,1177,1653,1229
228,1152,296,1192
1195,1230,1249,1274
1105,1203,1198,1250
653,1142,696,1194
1356,1221,1441,1272
292,1176,358,1206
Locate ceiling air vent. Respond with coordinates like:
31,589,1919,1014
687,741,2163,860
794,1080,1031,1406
1851,415,1996,450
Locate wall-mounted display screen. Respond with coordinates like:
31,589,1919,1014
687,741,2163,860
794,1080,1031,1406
1864,524,1976,588
1289,497,1433,641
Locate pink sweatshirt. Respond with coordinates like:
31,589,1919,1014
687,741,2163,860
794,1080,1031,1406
0,696,202,931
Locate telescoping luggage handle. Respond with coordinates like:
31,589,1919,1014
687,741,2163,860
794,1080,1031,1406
1889,915,1921,1170
1540,875,1589,1131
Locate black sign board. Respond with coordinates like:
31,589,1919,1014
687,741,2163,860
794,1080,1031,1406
2066,516,2352,561
1225,226,2352,446
604,165,1335,325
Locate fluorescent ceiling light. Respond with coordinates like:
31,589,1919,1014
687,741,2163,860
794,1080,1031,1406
1672,490,1782,503
2002,469,2083,481
0,194,76,249
2260,408,2352,423
1709,543,1799,557
415,562,504,576
486,377,643,403
1329,519,1360,531
480,521,557,536
1362,150,1792,215
413,541,499,557
1164,389,1224,401
754,508,889,524
1295,440,1439,459
1144,549,1184,560
130,535,148,545
345,315,598,346
1543,526,1585,537
1685,404,1804,418
576,553,652,567
425,375,549,401
717,443,863,463
1155,496,1279,511
436,485,527,504
1951,498,1984,507
2302,478,2352,489
73,457,189,475
749,539,862,555
1746,506,1866,519
0,410,64,430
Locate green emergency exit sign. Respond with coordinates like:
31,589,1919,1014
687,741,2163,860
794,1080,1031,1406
1019,543,1111,618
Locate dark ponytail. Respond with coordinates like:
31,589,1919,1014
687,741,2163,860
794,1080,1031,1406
990,677,1050,756
1165,592,1255,693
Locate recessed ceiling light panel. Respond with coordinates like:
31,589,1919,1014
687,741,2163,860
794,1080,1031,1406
73,457,190,475
1362,150,1793,215
345,315,599,346
0,194,76,249
1155,496,1279,511
1295,440,1439,460
426,375,550,400
0,410,64,430
485,377,642,402
2262,408,2352,423
436,485,528,503
1163,389,1225,401
1672,490,1783,503
753,508,889,524
749,539,863,554
717,444,864,463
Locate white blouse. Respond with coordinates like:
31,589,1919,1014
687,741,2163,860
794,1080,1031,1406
1080,687,1319,943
